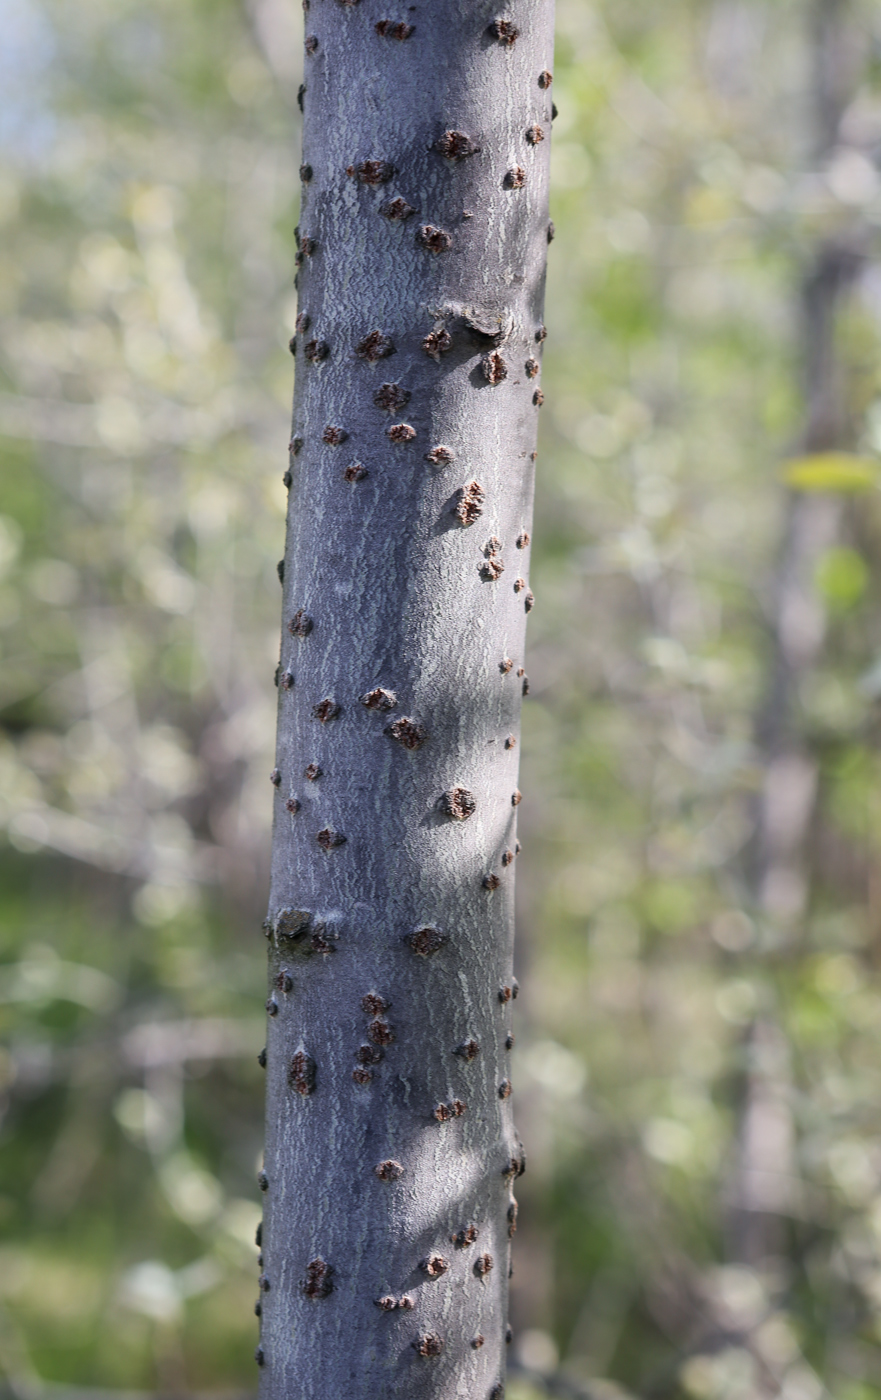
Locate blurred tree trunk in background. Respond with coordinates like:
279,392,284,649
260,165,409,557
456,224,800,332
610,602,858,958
726,0,866,1303
258,4,554,1396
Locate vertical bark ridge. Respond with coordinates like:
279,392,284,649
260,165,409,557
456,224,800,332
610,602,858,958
260,2,553,1396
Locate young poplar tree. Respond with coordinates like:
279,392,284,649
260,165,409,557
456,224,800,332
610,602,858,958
256,3,555,1395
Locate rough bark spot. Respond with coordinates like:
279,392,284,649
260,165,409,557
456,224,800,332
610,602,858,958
304,33,318,53
433,130,481,161
361,992,389,1015
525,589,535,611
316,827,346,849
425,444,453,465
352,1067,373,1085
382,196,415,221
305,763,322,781
297,83,305,111
417,224,452,254
258,1272,271,1291
357,1043,383,1064
407,925,447,956
257,1047,267,1067
452,1225,478,1247
433,1098,465,1120
281,670,295,691
421,1254,449,1277
514,578,526,593
474,1253,494,1277
303,339,328,363
535,323,547,342
386,716,427,750
501,1154,521,1179
289,1050,316,1096
481,351,507,384
388,422,416,442
502,849,514,866
526,124,544,145
491,1385,505,1399
480,553,505,581
376,1295,397,1311
453,481,485,525
504,166,526,190
538,68,553,87
355,329,395,362
266,997,278,1016
525,357,540,379
413,1333,444,1358
533,389,545,407
296,235,315,263
254,1299,261,1317
270,768,281,787
472,1335,485,1350
276,557,285,583
498,1079,513,1099
499,985,512,1003
375,1159,404,1181
255,1347,264,1366
276,907,311,940
323,425,348,446
258,1169,269,1191
517,667,525,678
500,657,513,674
455,1038,480,1061
344,462,368,482
507,1201,518,1236
373,382,410,413
283,470,292,488
310,921,335,951
290,432,304,452
399,1294,415,1310
483,874,501,891
361,687,397,711
488,18,519,44
299,163,312,183
275,970,293,993
367,1019,395,1046
347,160,395,185
547,221,556,243
288,335,297,356
439,787,475,821
523,676,530,696
375,19,413,38
504,734,516,750
423,329,452,359
302,1258,333,1298
517,530,530,548
312,698,340,723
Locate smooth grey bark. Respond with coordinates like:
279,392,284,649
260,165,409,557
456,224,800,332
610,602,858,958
257,3,554,1397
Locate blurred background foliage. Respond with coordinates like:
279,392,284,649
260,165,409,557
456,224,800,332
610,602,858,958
2,0,881,1396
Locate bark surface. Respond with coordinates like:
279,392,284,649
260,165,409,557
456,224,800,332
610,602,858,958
258,3,554,1396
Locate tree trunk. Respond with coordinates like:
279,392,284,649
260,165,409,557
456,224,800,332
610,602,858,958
725,0,863,1276
258,4,554,1396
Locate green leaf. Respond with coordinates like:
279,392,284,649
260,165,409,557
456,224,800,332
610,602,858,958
782,452,879,492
